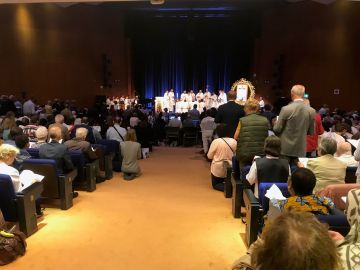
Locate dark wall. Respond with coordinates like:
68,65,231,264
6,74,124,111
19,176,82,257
0,4,132,107
253,1,360,110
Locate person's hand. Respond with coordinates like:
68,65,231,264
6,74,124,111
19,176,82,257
328,230,344,242
297,161,304,168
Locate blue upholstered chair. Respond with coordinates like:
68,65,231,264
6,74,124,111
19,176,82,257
22,159,77,210
258,182,290,213
92,143,113,180
69,150,97,192
98,139,121,173
27,148,40,158
0,174,43,236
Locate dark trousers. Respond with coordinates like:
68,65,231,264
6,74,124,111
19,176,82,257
211,174,225,192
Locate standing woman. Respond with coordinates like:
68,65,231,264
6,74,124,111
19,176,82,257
234,99,269,173
121,129,141,180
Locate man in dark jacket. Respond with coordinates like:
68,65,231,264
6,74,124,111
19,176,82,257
215,90,245,138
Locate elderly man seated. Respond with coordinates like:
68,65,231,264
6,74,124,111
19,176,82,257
64,127,97,162
64,127,105,182
30,126,48,149
307,137,347,193
335,142,358,167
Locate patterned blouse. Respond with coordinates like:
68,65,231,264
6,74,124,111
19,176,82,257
278,195,335,215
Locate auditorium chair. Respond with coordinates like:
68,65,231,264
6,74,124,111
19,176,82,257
22,159,77,210
345,166,357,183
0,174,43,236
231,159,251,218
182,127,198,146
92,143,112,179
243,182,350,247
69,150,97,192
98,139,121,173
27,148,40,158
165,126,180,146
223,161,233,198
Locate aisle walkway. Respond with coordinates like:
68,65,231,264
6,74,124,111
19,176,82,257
6,147,246,270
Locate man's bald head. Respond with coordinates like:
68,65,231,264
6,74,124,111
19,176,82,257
336,142,352,157
75,127,88,140
291,85,305,100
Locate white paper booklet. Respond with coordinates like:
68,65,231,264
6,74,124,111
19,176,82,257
19,170,44,191
265,184,287,200
348,139,359,149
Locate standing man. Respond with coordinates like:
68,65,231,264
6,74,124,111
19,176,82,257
168,89,175,112
273,85,315,163
215,90,245,138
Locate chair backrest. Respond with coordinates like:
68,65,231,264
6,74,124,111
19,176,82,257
0,174,18,222
182,127,198,137
69,150,86,179
258,182,290,212
98,139,120,155
27,148,40,158
232,156,241,180
165,127,180,137
22,159,60,198
316,208,350,236
346,166,357,183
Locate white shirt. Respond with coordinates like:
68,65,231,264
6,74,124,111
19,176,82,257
335,154,358,167
106,124,127,144
207,138,237,178
0,162,21,192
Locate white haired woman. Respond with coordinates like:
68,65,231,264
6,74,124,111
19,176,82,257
0,144,21,191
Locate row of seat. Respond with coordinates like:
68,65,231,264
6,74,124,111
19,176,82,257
165,127,199,146
222,156,358,247
0,139,123,237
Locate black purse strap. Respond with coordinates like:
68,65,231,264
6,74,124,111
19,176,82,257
113,126,125,142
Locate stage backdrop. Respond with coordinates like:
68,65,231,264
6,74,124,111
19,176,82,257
127,12,260,99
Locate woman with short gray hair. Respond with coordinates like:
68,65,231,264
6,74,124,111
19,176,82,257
307,137,347,193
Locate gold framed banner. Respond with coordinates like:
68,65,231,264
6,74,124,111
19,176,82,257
230,78,255,105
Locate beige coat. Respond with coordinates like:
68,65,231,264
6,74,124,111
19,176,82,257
307,154,347,193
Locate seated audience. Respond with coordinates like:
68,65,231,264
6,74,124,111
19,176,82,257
246,135,290,198
14,135,31,170
332,189,360,270
70,117,96,144
200,110,216,155
0,116,16,140
335,142,357,167
64,127,97,162
22,115,39,141
233,211,341,270
39,126,74,174
322,122,346,145
4,126,23,146
182,113,195,128
207,124,237,191
0,143,21,191
106,117,127,144
31,126,48,148
121,129,141,180
167,115,182,128
307,137,347,193
49,114,69,142
354,140,360,183
277,168,334,215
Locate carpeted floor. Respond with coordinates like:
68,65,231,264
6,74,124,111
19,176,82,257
5,147,246,270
